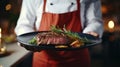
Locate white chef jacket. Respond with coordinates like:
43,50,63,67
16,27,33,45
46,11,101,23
15,0,103,38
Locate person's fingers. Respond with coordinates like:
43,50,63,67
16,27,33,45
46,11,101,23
87,32,99,37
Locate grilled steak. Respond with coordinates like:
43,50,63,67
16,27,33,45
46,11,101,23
36,31,72,45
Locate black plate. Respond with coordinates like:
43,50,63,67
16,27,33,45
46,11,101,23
17,31,102,51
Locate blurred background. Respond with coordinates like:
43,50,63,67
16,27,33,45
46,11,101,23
0,0,120,67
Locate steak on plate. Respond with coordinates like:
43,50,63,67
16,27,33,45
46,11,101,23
36,31,72,45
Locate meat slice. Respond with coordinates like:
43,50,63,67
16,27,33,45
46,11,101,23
36,32,72,45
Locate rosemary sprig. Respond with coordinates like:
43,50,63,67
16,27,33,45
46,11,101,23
50,25,63,34
50,25,91,43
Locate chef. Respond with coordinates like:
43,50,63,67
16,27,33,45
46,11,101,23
15,0,103,67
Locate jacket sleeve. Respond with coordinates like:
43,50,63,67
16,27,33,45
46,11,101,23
82,0,103,38
15,0,36,35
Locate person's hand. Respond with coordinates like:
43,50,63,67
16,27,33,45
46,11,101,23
86,32,99,38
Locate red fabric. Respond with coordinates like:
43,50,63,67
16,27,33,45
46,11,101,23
33,0,90,67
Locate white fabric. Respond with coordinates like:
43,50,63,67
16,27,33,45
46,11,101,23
15,0,103,38
45,0,77,13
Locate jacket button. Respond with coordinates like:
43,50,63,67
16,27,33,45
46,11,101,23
50,3,53,5
71,2,74,5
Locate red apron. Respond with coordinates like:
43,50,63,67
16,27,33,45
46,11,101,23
33,0,90,67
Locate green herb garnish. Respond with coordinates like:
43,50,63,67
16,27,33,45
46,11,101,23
29,37,37,45
50,25,63,33
51,25,90,43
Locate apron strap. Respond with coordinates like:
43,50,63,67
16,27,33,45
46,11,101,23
77,0,80,19
77,0,80,11
43,0,47,12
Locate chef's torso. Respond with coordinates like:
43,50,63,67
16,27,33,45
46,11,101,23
33,0,90,67
35,0,84,31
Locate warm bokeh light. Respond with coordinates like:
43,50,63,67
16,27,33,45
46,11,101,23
0,28,1,50
108,20,115,29
0,28,1,38
101,5,108,14
5,4,12,11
